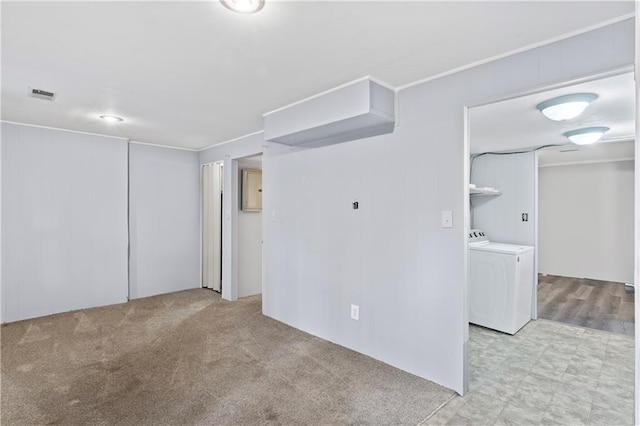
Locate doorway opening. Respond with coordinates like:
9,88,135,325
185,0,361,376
465,70,635,423
237,154,263,298
537,139,634,335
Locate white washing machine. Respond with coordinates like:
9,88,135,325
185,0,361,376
468,229,534,335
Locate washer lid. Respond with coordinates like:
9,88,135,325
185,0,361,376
469,242,534,255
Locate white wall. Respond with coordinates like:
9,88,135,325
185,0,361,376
539,160,634,283
1,122,3,323
129,142,201,299
238,158,262,298
635,10,639,423
199,132,265,165
191,19,635,394
262,19,634,394
471,152,536,245
1,123,128,322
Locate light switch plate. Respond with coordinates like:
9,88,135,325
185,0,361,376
441,210,453,228
350,304,359,320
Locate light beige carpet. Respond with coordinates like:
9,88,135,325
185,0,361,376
1,289,454,425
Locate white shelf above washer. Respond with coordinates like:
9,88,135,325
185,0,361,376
469,185,501,196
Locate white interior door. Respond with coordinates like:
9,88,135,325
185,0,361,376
202,162,223,292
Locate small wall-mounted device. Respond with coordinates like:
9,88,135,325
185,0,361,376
522,213,529,222
241,168,262,211
352,201,359,210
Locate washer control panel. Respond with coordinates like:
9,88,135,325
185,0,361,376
468,229,488,244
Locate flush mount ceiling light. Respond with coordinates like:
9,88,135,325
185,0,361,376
99,115,124,123
564,126,609,145
536,93,598,121
220,0,264,13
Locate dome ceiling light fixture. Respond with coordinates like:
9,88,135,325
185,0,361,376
564,126,609,145
100,115,124,123
536,93,598,121
220,0,265,14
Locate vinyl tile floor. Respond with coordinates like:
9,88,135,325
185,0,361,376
424,320,634,425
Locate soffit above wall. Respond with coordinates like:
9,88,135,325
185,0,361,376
538,140,634,167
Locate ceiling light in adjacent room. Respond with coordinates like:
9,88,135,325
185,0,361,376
100,115,124,123
536,93,598,121
220,0,264,13
564,127,609,145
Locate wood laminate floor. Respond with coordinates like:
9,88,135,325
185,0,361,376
538,274,634,336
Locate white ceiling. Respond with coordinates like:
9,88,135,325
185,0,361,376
470,72,636,155
1,1,634,150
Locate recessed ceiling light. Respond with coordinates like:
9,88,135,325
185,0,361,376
536,93,598,121
220,0,264,14
564,127,609,145
100,115,124,123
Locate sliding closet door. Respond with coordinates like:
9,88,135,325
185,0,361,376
1,123,128,323
202,162,222,292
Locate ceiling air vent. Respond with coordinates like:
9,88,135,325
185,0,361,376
28,87,56,101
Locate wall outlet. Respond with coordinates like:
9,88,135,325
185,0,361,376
350,304,359,321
